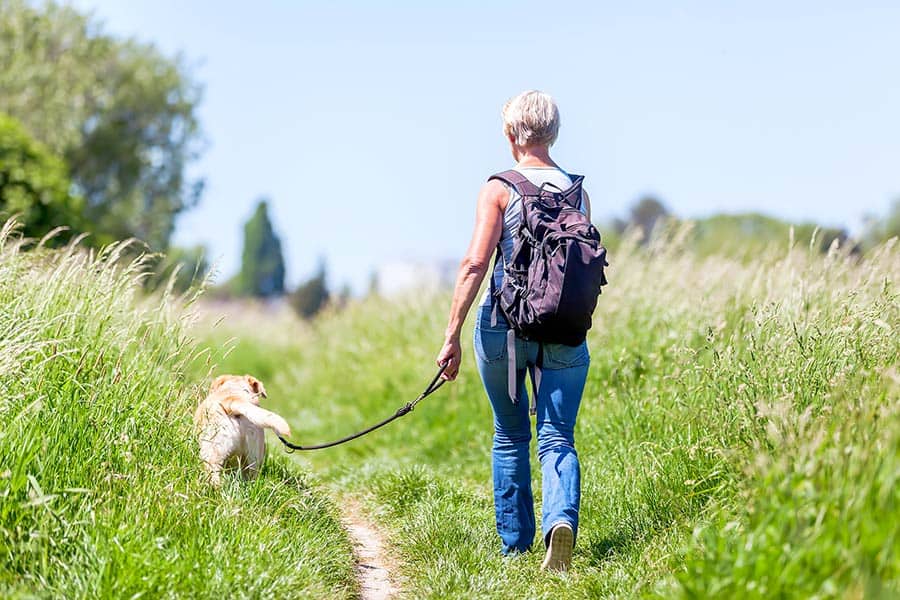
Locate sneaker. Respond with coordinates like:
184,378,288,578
540,522,574,572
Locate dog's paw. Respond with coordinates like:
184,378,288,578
272,416,291,438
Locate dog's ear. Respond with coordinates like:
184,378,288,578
245,375,267,398
210,375,230,393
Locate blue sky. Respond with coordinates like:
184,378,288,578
72,1,900,292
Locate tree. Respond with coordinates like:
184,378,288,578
863,198,900,248
290,261,330,320
367,271,380,297
628,195,670,239
0,0,204,250
335,283,353,310
235,200,285,297
0,113,82,241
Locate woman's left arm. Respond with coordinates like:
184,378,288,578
436,179,507,380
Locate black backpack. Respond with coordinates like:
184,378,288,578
487,169,608,409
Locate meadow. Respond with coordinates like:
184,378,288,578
1,220,897,598
204,228,899,598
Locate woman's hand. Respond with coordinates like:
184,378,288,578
436,335,462,380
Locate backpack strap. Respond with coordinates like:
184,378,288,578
491,170,586,209
486,170,533,330
488,169,541,197
488,245,502,327
561,174,585,210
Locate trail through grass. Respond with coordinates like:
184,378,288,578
342,496,401,600
202,231,899,599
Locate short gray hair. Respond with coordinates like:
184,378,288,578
502,90,560,147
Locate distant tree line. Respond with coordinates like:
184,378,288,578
863,199,900,248
237,191,897,321
603,194,893,257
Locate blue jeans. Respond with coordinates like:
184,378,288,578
473,303,589,554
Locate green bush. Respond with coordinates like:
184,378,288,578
290,262,330,319
0,113,82,241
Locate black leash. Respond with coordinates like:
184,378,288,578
278,364,448,452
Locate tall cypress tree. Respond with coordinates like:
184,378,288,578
236,199,285,297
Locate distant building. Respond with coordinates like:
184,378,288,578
374,259,457,297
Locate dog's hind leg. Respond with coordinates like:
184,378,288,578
207,466,222,487
199,441,225,487
239,435,266,481
239,460,261,481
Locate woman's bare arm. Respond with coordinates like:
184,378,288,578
436,180,507,380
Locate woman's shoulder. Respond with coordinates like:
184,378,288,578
479,177,511,200
475,176,512,213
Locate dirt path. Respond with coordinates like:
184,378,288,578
340,498,400,600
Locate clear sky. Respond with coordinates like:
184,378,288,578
71,0,900,292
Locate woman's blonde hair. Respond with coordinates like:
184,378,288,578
501,90,560,147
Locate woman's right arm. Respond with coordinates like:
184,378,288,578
436,179,507,380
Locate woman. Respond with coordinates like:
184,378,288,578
436,90,591,572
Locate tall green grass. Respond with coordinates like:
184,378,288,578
0,222,356,598
204,228,898,599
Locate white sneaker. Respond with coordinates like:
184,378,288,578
540,522,574,572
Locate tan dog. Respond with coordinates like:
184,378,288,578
194,374,290,486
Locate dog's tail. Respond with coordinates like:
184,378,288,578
227,401,291,437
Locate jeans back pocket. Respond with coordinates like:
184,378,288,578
474,325,508,364
542,341,589,369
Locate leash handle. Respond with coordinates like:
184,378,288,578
278,363,448,452
416,362,447,404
